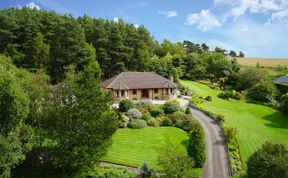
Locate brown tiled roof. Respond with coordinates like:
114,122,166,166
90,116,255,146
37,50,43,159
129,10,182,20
101,72,177,90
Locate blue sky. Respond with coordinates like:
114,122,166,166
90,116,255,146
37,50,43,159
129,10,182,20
1,0,288,58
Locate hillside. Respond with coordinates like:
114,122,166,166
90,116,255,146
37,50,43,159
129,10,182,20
236,57,288,67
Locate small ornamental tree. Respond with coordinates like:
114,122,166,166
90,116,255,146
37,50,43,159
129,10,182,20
119,99,134,112
163,100,180,114
188,122,206,167
247,142,288,178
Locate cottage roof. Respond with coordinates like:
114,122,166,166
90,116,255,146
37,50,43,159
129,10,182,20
273,74,288,83
101,72,177,90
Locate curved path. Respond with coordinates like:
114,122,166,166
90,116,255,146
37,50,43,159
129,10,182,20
191,107,231,178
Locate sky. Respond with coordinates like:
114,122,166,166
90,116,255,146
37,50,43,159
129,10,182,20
1,0,288,58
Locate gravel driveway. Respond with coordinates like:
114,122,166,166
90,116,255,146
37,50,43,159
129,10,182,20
191,108,231,178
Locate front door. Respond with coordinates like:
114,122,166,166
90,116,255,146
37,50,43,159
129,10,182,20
142,89,149,98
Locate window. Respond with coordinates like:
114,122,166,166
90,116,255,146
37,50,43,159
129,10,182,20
121,90,125,97
154,89,158,94
165,88,170,95
133,90,137,95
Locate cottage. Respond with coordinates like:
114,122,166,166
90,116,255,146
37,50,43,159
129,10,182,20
101,72,178,101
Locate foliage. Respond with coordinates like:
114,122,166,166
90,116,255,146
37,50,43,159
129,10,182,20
216,114,225,125
158,145,195,178
185,107,192,114
119,99,134,112
137,100,153,107
140,163,155,178
161,118,173,126
149,107,164,117
147,118,157,127
168,110,186,124
231,90,243,100
187,122,206,167
278,93,288,114
74,165,136,178
46,67,118,171
236,68,268,90
0,57,33,177
218,91,230,100
223,127,238,143
162,100,180,114
128,120,147,129
118,114,130,128
247,81,277,103
247,142,288,178
127,108,143,119
142,112,153,121
204,96,212,101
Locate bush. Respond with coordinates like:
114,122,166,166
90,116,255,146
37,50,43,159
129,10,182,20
147,118,156,127
218,91,230,100
126,108,142,119
149,107,164,117
168,110,186,124
181,114,196,132
224,126,238,142
158,145,194,178
188,122,206,167
118,114,130,128
137,100,153,107
231,90,243,100
247,142,288,178
278,93,288,114
247,81,277,103
128,119,147,129
139,162,155,178
155,116,166,126
75,165,136,178
216,114,225,125
161,117,173,126
185,107,192,114
142,112,153,121
163,100,180,114
205,96,212,101
119,99,134,112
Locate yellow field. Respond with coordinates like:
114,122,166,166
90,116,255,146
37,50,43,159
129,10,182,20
236,57,288,68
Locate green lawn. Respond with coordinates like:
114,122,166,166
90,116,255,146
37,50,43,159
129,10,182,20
102,127,189,170
181,80,288,164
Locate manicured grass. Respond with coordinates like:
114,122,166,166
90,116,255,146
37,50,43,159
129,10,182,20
102,127,189,170
181,80,288,164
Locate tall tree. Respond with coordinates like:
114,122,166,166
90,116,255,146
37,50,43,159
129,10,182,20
31,32,50,69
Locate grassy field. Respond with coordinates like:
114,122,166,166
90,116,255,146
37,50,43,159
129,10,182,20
181,80,288,164
102,127,189,170
236,57,288,67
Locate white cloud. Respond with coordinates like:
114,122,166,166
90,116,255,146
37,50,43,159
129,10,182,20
158,10,178,18
214,0,285,20
185,9,221,31
113,17,119,23
25,2,40,10
267,9,288,25
216,18,288,57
